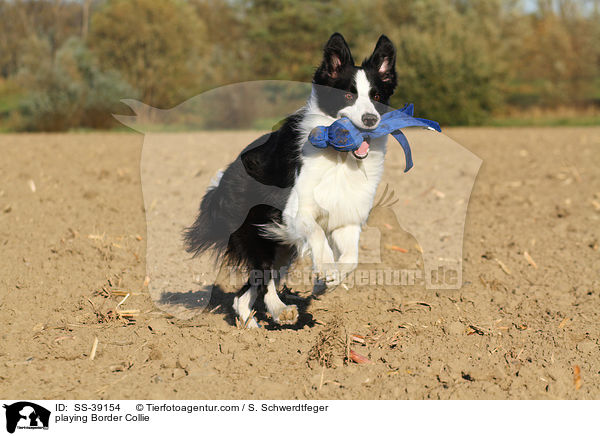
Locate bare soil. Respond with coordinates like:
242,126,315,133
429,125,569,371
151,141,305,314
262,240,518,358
1,128,599,399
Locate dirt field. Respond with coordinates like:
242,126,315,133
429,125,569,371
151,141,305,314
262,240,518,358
1,128,599,400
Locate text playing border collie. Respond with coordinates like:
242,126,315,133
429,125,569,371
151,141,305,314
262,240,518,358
185,33,397,328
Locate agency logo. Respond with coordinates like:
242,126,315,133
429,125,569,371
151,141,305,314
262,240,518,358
2,402,50,434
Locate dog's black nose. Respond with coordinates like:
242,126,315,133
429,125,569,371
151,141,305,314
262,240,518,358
362,113,378,127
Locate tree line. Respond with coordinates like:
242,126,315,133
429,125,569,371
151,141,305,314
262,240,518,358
0,0,598,130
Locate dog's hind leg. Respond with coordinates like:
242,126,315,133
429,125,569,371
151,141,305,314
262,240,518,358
264,273,298,325
232,283,259,328
264,247,298,325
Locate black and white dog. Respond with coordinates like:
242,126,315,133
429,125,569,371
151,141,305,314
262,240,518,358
184,33,397,327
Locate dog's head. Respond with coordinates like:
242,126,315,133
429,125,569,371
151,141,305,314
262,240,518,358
312,33,397,131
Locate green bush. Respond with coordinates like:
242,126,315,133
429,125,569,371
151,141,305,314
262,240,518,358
89,0,203,109
387,1,504,125
14,37,136,131
393,31,502,125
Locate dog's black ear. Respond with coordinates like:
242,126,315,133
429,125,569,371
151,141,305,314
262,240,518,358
320,33,354,79
364,35,396,84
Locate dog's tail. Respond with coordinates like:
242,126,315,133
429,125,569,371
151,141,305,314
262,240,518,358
183,170,230,260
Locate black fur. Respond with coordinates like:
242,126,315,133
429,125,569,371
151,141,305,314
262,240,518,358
361,35,397,112
313,33,359,118
313,33,397,118
183,113,303,272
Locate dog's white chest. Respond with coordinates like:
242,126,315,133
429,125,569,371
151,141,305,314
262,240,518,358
285,137,387,233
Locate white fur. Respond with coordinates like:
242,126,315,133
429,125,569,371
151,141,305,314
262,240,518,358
272,71,387,284
234,275,298,328
338,70,380,129
233,285,259,328
209,169,224,188
264,277,298,324
264,277,287,316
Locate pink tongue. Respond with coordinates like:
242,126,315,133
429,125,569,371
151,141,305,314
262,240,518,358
354,141,369,156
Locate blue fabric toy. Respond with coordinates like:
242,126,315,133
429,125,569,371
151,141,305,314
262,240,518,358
309,103,441,172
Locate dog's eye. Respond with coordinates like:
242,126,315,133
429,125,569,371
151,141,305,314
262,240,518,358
373,94,381,102
345,93,355,101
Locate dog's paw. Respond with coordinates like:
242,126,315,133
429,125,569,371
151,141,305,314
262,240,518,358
325,269,342,286
313,269,343,293
233,295,259,329
313,277,334,295
236,315,260,329
272,304,298,325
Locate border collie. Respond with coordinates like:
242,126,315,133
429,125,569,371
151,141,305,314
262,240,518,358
184,33,397,328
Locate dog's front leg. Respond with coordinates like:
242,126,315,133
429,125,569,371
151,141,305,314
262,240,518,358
301,218,337,290
308,225,335,277
331,224,361,282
